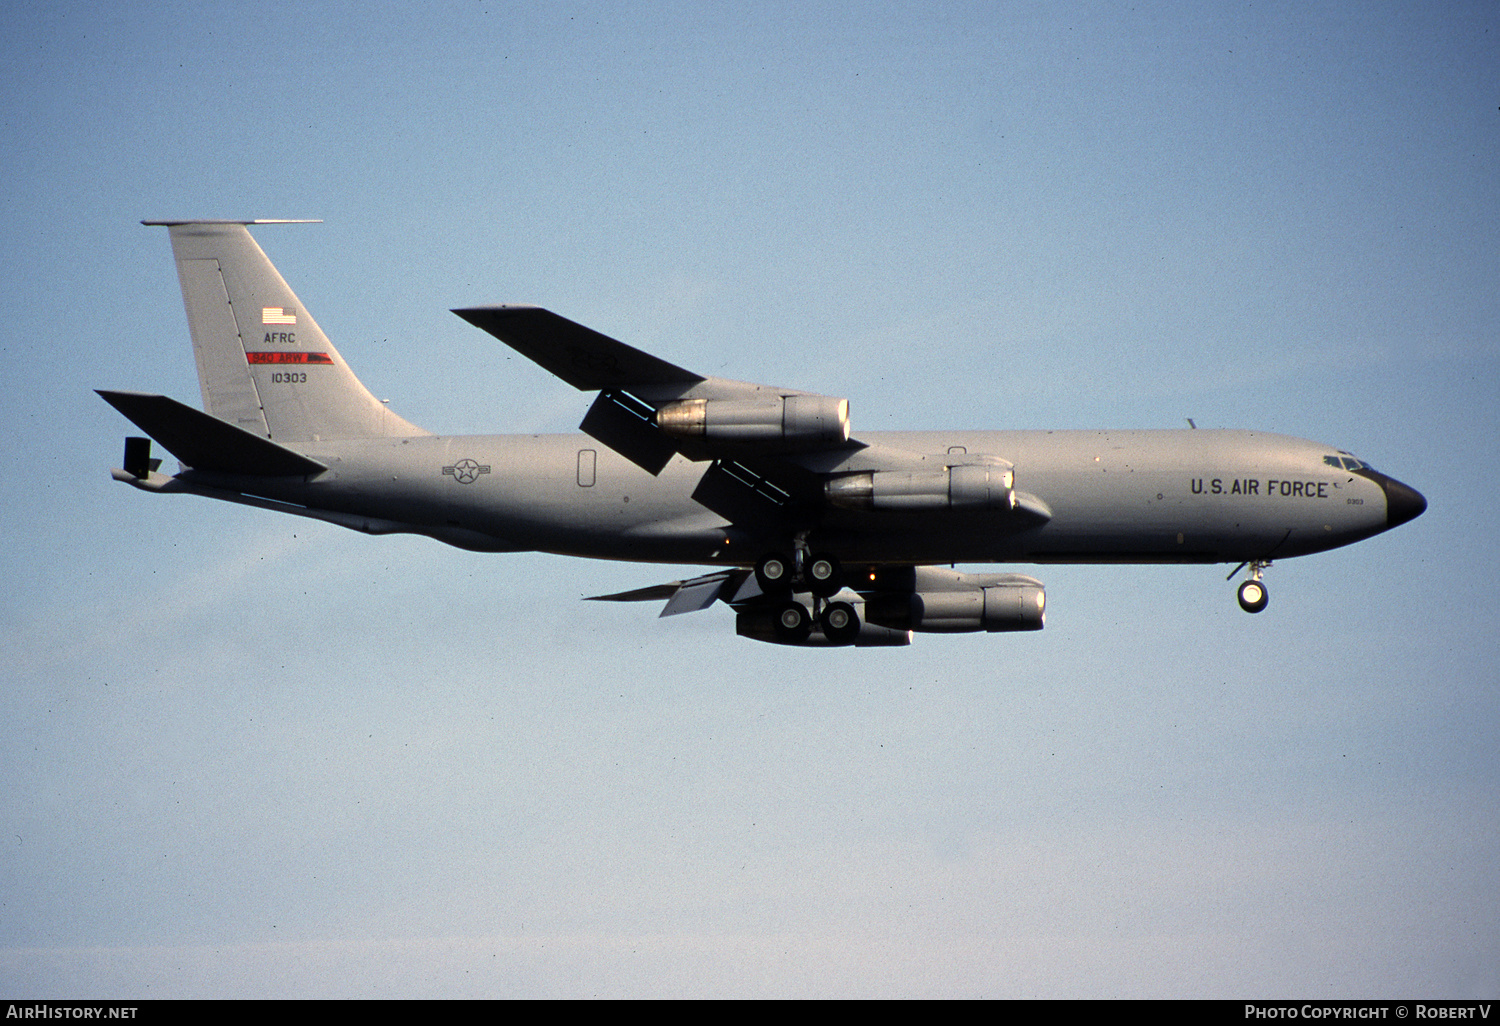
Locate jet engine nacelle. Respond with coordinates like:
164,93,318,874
655,395,850,445
825,463,1016,511
863,572,1046,633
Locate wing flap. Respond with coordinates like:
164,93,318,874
586,570,752,617
660,573,739,616
579,390,682,475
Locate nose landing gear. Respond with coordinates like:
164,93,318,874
1233,560,1270,613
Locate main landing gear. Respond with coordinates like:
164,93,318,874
1233,560,1270,613
769,598,861,645
754,549,842,598
755,540,858,644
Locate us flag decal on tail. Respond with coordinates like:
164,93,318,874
262,307,297,324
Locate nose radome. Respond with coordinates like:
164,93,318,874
1383,476,1427,528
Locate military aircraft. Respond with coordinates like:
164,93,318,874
99,221,1426,646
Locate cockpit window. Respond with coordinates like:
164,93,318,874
1324,454,1369,471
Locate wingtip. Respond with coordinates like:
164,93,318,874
451,304,544,319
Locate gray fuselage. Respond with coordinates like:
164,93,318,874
186,427,1412,570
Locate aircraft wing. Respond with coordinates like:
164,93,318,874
452,306,704,392
452,305,1042,532
454,305,863,490
456,303,1056,534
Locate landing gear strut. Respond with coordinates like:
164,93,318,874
1235,560,1270,613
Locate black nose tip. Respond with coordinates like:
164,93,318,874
1383,477,1427,528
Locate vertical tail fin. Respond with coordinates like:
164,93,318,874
144,220,428,442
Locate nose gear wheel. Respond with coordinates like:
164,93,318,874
1234,560,1271,613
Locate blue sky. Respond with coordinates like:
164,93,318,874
1,0,1496,998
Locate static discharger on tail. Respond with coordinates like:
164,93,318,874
100,221,1426,646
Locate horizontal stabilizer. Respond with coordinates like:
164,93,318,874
97,390,326,477
452,305,705,391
